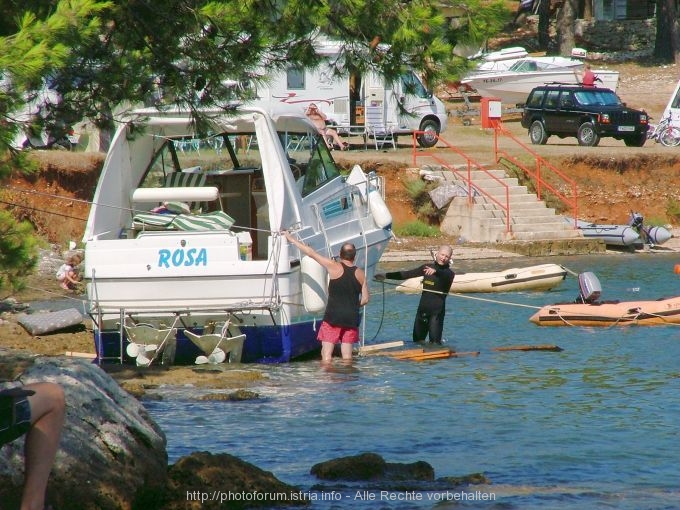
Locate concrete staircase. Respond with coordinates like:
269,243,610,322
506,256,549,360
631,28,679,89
434,166,582,243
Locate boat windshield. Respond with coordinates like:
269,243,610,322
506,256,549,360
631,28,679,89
574,90,622,106
138,129,341,199
282,131,341,196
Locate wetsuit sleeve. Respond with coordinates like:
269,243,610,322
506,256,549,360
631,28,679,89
385,265,426,280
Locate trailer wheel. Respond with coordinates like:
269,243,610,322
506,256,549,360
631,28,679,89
417,119,440,148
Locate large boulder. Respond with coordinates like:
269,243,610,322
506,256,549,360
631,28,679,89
311,452,434,482
162,452,308,509
0,350,167,510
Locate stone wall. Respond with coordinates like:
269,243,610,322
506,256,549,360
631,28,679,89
574,19,656,53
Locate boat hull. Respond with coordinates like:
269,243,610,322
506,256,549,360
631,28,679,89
530,296,680,326
396,263,567,294
463,70,619,105
568,218,640,246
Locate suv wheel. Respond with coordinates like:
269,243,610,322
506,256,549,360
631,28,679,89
529,120,549,145
577,122,600,146
623,133,647,147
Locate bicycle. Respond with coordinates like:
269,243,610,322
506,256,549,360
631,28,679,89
648,112,680,147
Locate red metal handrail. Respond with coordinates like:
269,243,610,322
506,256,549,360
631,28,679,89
411,131,512,233
492,121,578,226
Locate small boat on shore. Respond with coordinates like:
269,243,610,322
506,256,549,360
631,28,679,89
83,104,393,365
530,271,680,326
396,263,567,294
567,217,671,247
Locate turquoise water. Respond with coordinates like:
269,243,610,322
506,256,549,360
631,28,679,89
145,253,680,509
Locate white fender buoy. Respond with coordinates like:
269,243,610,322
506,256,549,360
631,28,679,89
368,189,392,229
301,255,328,313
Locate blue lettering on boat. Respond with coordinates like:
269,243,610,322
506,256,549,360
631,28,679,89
158,248,208,268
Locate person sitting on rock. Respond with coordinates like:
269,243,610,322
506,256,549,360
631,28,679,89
1,382,65,510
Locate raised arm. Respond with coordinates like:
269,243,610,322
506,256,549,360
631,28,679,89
284,232,340,275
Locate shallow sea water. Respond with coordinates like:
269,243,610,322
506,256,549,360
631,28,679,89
145,253,680,509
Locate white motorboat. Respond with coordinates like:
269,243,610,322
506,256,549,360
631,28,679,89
461,59,619,105
395,263,567,294
470,53,583,77
83,104,393,364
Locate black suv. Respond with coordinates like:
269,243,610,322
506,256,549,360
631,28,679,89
521,84,649,147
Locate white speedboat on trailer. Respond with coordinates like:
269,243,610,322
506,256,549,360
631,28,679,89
83,104,393,365
461,59,619,105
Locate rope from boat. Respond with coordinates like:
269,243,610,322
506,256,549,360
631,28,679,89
374,278,541,309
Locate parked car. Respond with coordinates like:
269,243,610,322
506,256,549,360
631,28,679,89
520,84,649,147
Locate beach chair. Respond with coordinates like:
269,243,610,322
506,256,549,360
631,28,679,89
365,106,396,150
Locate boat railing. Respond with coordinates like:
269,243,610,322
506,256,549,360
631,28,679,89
410,131,512,234
492,122,578,225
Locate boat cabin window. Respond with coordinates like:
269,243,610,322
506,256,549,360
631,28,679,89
139,133,265,189
282,131,341,196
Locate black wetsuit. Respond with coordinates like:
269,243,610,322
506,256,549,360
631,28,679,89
386,263,455,344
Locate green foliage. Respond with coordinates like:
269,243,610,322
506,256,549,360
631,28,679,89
402,176,446,224
394,220,441,237
666,199,680,224
0,210,39,293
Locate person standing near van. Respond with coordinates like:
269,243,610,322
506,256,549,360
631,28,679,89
375,245,454,345
284,232,368,362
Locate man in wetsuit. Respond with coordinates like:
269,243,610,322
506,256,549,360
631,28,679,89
284,232,369,362
375,245,454,345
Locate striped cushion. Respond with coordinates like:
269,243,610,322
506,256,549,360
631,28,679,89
164,171,206,188
172,211,235,231
131,212,175,230
132,210,234,231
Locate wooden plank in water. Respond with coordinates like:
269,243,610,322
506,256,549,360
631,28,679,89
449,351,481,357
64,351,97,359
492,344,563,352
358,341,405,354
384,348,426,358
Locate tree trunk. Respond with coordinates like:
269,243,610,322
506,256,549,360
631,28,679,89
557,0,577,56
582,0,592,19
537,0,551,51
654,0,679,63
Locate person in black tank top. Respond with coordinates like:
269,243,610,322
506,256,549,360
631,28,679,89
284,232,369,362
375,245,454,345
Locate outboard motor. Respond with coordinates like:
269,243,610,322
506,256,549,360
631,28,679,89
576,271,602,304
629,211,644,231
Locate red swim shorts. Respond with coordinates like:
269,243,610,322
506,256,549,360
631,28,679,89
317,321,360,344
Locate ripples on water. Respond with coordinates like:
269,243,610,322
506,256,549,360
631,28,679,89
145,254,680,509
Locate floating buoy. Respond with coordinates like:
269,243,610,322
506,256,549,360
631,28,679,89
674,264,680,274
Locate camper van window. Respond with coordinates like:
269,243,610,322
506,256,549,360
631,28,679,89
286,67,305,90
401,71,429,99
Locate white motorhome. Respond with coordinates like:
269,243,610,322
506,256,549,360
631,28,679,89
661,79,680,124
255,39,448,148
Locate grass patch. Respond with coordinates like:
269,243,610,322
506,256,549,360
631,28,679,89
394,220,440,237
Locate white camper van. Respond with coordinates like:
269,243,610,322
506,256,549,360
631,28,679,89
255,40,448,148
662,79,680,125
